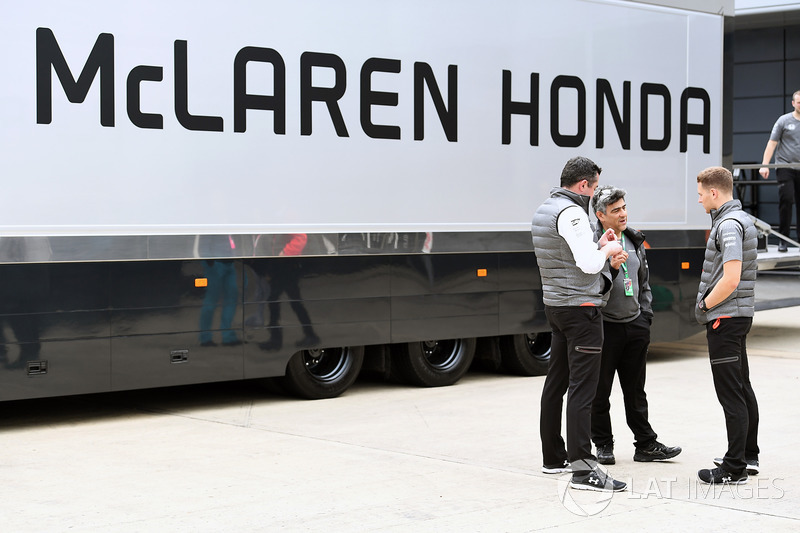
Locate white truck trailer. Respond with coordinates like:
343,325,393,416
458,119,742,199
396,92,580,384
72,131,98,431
0,0,725,399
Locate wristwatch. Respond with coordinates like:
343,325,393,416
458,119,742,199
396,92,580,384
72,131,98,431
699,299,709,313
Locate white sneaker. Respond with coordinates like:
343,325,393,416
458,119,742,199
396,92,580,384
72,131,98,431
542,460,571,474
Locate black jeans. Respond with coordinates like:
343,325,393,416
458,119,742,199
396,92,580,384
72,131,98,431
591,314,658,449
706,316,760,475
776,168,800,242
540,305,603,473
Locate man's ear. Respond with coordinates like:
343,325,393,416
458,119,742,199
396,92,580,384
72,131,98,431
596,211,606,226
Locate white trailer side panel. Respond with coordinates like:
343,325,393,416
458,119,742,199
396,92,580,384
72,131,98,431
0,0,722,237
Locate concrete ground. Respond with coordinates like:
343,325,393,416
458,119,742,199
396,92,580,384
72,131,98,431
1,306,799,532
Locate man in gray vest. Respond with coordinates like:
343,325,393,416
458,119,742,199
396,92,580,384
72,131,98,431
695,166,760,485
590,185,681,466
531,156,626,492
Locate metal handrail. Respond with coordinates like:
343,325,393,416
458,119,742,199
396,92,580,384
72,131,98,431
732,164,800,249
733,163,800,170
750,217,800,249
732,164,798,184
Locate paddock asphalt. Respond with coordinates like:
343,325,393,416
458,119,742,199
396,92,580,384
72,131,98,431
0,291,798,531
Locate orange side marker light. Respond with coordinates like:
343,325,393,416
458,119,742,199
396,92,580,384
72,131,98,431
195,278,208,287
477,269,488,277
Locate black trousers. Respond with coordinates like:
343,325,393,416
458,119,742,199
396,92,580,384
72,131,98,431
776,168,800,242
591,314,658,449
706,316,760,475
540,305,603,473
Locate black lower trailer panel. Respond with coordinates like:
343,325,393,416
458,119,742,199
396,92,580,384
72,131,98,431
0,249,702,401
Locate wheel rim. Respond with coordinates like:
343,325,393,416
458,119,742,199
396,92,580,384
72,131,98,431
302,347,352,383
525,332,552,363
420,339,463,372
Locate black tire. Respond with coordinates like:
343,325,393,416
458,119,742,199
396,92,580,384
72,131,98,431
282,346,364,399
499,332,552,376
393,338,476,387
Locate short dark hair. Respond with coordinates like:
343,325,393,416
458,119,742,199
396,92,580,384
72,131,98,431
697,166,733,194
592,185,626,215
560,156,601,188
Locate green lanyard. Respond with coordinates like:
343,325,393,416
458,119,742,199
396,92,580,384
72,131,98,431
620,234,634,297
620,234,628,279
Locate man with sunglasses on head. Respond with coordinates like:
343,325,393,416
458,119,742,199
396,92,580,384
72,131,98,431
590,185,681,467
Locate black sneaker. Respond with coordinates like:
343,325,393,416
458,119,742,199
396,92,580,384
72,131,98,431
713,457,759,475
698,466,748,485
570,469,627,492
596,443,615,465
542,460,571,474
634,441,682,462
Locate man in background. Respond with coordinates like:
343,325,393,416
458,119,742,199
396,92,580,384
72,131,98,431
759,90,800,252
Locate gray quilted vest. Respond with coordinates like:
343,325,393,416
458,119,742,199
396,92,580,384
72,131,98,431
695,200,757,324
531,187,611,307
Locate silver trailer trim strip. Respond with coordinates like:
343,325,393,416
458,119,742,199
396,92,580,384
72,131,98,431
0,230,709,264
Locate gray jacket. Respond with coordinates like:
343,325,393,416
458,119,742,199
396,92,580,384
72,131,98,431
594,225,653,322
695,200,757,324
531,188,612,307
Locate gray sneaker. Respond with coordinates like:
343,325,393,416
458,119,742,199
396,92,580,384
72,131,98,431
570,469,627,492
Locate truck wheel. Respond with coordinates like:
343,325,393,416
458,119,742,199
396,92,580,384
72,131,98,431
393,338,476,387
282,346,364,399
499,332,551,376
